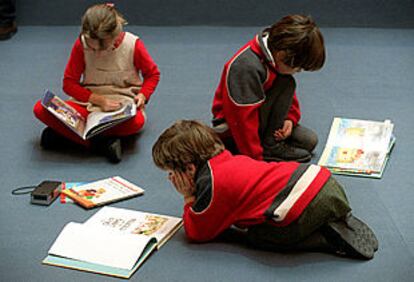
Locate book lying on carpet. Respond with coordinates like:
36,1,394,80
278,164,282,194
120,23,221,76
318,117,395,178
41,90,136,140
60,182,91,204
43,206,183,279
61,176,144,209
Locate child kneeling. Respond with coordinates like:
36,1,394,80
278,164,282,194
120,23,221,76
152,120,378,259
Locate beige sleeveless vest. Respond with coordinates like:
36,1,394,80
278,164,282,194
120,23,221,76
80,32,143,112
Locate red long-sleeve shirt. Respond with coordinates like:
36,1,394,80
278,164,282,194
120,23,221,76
183,150,331,242
63,32,160,102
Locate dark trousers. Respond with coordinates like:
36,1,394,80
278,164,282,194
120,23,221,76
261,74,318,153
246,177,351,251
0,0,15,27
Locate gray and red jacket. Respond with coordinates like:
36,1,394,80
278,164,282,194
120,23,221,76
212,32,301,160
183,150,331,242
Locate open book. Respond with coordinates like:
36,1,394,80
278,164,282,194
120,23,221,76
41,90,136,140
318,117,395,178
61,176,144,209
43,207,183,278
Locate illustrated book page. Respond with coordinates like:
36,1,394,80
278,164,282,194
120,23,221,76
41,90,136,139
318,117,394,175
61,177,144,209
84,206,183,248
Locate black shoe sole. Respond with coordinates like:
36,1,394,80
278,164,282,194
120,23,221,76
345,214,379,252
322,221,375,260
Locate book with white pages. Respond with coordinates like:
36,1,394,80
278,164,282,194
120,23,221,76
42,207,183,278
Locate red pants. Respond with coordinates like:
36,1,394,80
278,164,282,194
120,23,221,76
33,100,145,147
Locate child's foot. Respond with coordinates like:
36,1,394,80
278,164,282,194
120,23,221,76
40,127,68,149
106,138,122,163
321,219,376,260
91,137,122,163
263,141,311,162
344,213,379,251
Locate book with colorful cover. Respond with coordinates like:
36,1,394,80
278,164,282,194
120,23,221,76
41,90,136,140
61,177,144,209
42,207,183,279
60,182,88,204
318,117,395,178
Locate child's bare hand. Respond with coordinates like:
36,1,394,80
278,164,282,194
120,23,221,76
274,120,293,141
89,93,122,112
101,98,122,111
169,171,195,199
134,93,146,110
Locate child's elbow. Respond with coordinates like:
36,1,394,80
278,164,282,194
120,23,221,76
184,227,216,243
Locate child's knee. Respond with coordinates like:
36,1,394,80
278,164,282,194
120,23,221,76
33,100,45,120
131,111,146,133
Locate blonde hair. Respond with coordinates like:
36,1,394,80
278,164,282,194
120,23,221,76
81,4,127,40
267,15,325,71
152,120,225,171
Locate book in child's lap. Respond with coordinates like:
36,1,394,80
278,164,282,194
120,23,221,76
41,90,136,140
61,176,144,209
43,207,183,278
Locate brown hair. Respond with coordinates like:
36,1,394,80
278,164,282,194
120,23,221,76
267,15,325,71
152,120,225,172
81,4,126,40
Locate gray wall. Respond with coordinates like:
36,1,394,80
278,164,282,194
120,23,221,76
16,0,414,28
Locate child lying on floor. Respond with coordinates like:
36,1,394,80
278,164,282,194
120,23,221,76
152,120,378,259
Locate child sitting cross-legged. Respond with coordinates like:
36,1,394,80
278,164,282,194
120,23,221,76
33,3,160,163
152,120,379,259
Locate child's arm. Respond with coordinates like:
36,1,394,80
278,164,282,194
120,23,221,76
62,39,92,102
169,170,234,242
133,39,160,103
221,64,265,160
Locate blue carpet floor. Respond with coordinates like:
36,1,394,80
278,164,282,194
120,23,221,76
0,26,413,282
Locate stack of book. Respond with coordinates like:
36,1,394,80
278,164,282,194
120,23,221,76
318,117,395,178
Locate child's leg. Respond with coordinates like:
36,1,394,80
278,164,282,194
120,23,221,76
103,109,146,137
33,100,90,147
260,75,311,162
246,177,352,250
288,125,318,153
260,74,296,142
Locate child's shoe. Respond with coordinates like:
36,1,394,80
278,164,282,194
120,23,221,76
40,127,68,149
263,141,311,162
91,136,122,163
344,213,379,251
321,219,376,260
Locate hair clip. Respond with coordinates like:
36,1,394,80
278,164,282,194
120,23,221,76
106,3,115,8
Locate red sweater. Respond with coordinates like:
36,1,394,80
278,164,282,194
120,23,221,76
63,32,160,102
183,150,331,242
212,34,301,160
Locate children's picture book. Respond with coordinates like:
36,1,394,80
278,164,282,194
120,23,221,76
41,90,136,140
60,182,89,204
61,176,144,209
43,207,183,279
318,117,395,178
